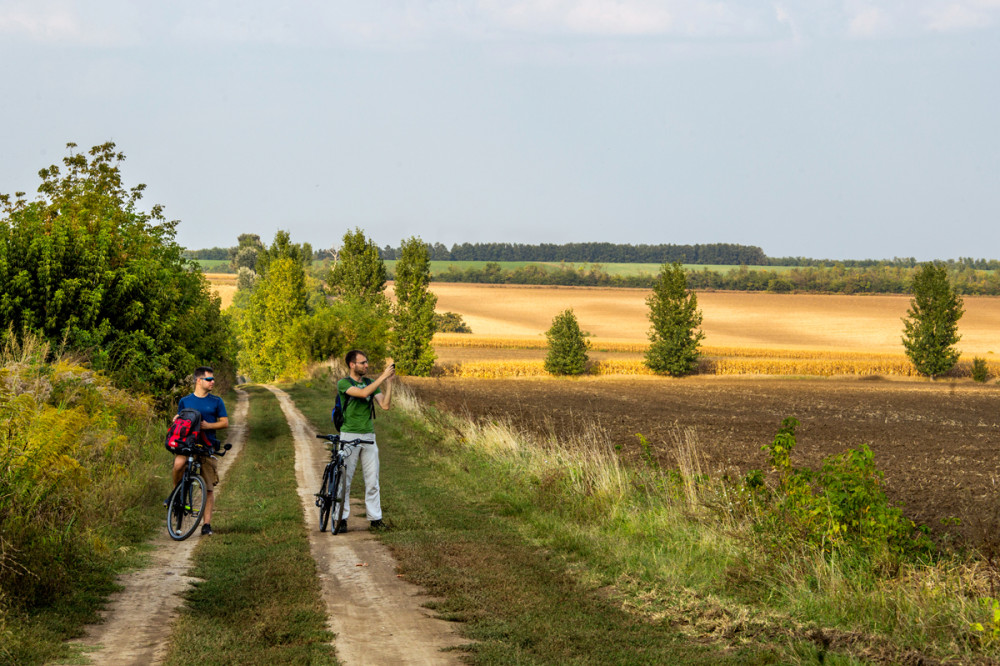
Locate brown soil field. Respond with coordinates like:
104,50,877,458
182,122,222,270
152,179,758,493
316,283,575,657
405,375,1000,543
429,283,1000,355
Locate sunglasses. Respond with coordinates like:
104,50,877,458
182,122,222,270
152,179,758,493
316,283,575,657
200,377,215,382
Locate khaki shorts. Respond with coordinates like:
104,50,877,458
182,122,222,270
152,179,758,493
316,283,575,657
198,455,219,491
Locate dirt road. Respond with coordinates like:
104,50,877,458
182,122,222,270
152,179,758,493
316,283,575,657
63,388,249,665
264,385,466,665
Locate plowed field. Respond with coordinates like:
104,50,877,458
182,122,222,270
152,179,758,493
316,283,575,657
406,376,1000,543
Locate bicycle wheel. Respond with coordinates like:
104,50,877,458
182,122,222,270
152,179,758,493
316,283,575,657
167,474,207,541
318,466,333,532
331,467,348,534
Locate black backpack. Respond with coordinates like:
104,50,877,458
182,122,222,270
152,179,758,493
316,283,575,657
332,378,375,431
165,408,206,454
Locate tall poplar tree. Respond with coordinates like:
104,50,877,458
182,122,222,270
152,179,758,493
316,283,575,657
235,231,310,381
390,237,437,375
645,262,705,376
328,228,388,307
902,263,964,379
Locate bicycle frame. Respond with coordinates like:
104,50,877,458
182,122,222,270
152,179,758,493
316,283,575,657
315,434,364,534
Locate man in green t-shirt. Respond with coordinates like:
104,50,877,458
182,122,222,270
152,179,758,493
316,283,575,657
335,349,395,532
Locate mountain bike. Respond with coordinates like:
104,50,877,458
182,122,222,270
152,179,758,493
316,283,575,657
315,434,363,534
167,440,231,541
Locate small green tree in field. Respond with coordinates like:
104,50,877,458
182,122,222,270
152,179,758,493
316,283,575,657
390,237,437,376
645,262,704,376
545,309,590,376
902,263,964,380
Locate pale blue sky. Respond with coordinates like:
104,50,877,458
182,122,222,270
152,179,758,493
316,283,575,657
1,1,997,260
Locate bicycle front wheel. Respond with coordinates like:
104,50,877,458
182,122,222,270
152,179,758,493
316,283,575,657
318,466,333,532
167,474,207,541
331,467,348,534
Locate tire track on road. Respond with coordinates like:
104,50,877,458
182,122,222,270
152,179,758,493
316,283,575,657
263,384,466,665
62,388,249,666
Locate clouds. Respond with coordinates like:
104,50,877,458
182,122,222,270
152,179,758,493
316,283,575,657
2,1,998,50
844,0,1000,38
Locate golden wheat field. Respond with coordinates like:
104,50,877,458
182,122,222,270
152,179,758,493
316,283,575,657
205,273,237,309
425,283,1000,355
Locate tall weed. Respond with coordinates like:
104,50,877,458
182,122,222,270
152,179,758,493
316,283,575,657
0,334,164,662
395,383,999,662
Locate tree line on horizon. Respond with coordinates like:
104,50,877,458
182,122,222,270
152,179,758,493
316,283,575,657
185,242,1000,271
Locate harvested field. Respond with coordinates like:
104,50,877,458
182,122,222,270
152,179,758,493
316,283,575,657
429,283,1000,355
205,273,237,309
405,375,1000,543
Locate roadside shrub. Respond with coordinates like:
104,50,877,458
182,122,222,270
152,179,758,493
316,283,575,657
0,335,162,653
434,311,472,333
972,357,990,383
544,309,590,376
758,417,932,563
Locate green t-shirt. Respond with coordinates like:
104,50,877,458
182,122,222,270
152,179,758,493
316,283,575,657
336,377,381,434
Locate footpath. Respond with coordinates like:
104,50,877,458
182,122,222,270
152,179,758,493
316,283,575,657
263,385,465,665
62,389,249,665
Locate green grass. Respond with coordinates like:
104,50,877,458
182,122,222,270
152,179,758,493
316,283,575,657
161,386,336,665
286,376,998,664
285,378,791,665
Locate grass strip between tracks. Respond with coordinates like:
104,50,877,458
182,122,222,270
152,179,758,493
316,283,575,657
286,379,782,665
161,386,337,665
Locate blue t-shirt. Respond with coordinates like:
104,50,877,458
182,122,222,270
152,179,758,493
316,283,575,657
178,393,228,447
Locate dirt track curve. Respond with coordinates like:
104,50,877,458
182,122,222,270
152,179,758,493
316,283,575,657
61,388,249,665
264,385,466,665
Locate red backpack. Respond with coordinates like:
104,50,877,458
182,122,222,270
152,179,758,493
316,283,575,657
165,408,207,454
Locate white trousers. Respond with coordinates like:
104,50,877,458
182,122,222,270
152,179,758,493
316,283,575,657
338,433,381,521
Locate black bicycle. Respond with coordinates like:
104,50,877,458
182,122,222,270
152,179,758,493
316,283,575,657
167,440,231,541
315,434,363,534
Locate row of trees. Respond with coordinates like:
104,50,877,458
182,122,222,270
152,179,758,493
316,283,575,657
378,241,768,265
231,229,438,382
544,262,967,380
429,261,1000,296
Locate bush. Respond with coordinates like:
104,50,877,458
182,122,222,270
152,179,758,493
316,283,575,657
758,417,932,562
434,312,472,333
544,309,590,376
972,357,990,383
0,335,164,658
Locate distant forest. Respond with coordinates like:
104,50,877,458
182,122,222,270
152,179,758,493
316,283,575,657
185,241,1000,270
184,242,1000,295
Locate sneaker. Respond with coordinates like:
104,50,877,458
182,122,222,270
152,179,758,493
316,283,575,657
336,519,348,533
201,523,213,536
369,519,387,531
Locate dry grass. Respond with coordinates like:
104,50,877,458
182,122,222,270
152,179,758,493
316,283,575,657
434,349,1000,379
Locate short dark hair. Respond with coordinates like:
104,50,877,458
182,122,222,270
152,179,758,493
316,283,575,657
193,366,214,380
345,350,366,366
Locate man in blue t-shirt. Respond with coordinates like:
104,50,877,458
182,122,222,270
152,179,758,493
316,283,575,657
174,366,228,536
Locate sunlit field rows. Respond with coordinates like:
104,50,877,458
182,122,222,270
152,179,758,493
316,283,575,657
425,283,1000,378
428,283,1000,355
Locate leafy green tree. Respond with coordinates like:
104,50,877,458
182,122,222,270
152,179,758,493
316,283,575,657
231,233,264,274
902,263,964,379
390,237,438,375
0,142,236,396
645,262,705,376
545,309,590,375
236,253,308,381
328,228,388,306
